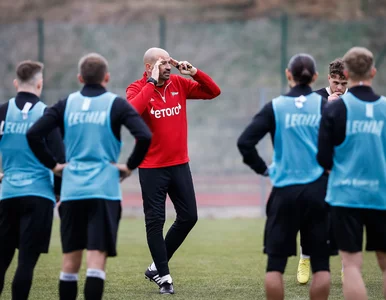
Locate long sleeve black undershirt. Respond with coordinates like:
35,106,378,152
27,84,152,170
0,92,65,195
314,87,330,99
317,86,381,170
237,84,327,175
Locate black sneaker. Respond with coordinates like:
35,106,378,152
144,267,162,287
160,282,174,295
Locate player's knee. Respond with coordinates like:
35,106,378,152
266,255,287,273
145,216,166,235
145,212,166,225
174,215,197,231
310,256,330,273
311,271,330,290
177,209,198,226
87,250,107,270
340,251,363,270
17,251,40,270
184,213,198,228
62,252,82,273
16,261,35,274
62,259,81,273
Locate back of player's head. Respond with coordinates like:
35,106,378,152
343,47,374,81
78,53,108,85
329,58,345,79
16,60,44,85
288,54,316,85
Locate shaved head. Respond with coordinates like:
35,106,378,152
143,47,172,84
143,47,170,65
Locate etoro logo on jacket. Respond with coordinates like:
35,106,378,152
150,103,182,119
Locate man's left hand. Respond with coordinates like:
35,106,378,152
52,163,67,177
112,163,132,182
171,58,197,76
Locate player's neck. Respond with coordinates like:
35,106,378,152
349,79,372,88
17,87,39,97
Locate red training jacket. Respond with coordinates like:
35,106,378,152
126,69,221,168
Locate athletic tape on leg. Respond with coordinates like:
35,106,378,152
60,272,79,281
86,269,106,280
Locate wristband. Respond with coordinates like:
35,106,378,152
146,77,158,85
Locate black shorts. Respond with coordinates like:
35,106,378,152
0,196,54,254
59,199,121,257
264,175,333,257
331,206,386,253
301,207,338,256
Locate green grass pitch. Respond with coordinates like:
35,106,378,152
2,218,384,299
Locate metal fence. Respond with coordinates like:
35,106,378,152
1,16,385,213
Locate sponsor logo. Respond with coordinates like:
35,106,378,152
150,103,182,119
0,121,34,135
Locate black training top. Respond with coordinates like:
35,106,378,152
315,87,329,99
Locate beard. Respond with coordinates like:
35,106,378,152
159,72,170,81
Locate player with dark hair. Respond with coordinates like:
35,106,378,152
126,47,221,294
315,58,348,101
318,46,386,300
27,53,152,300
238,53,332,300
0,60,65,300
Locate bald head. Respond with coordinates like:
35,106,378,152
343,47,374,81
143,47,172,83
143,48,170,65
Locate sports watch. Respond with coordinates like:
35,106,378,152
146,77,158,86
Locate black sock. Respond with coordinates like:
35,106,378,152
0,246,16,296
11,250,40,300
59,278,78,300
84,277,104,300
12,272,33,300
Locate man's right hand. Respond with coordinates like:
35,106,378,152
150,58,164,83
328,92,342,101
112,163,132,182
52,163,66,176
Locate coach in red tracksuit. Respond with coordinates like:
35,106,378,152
126,47,221,294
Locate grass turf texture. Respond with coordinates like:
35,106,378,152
2,218,384,299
